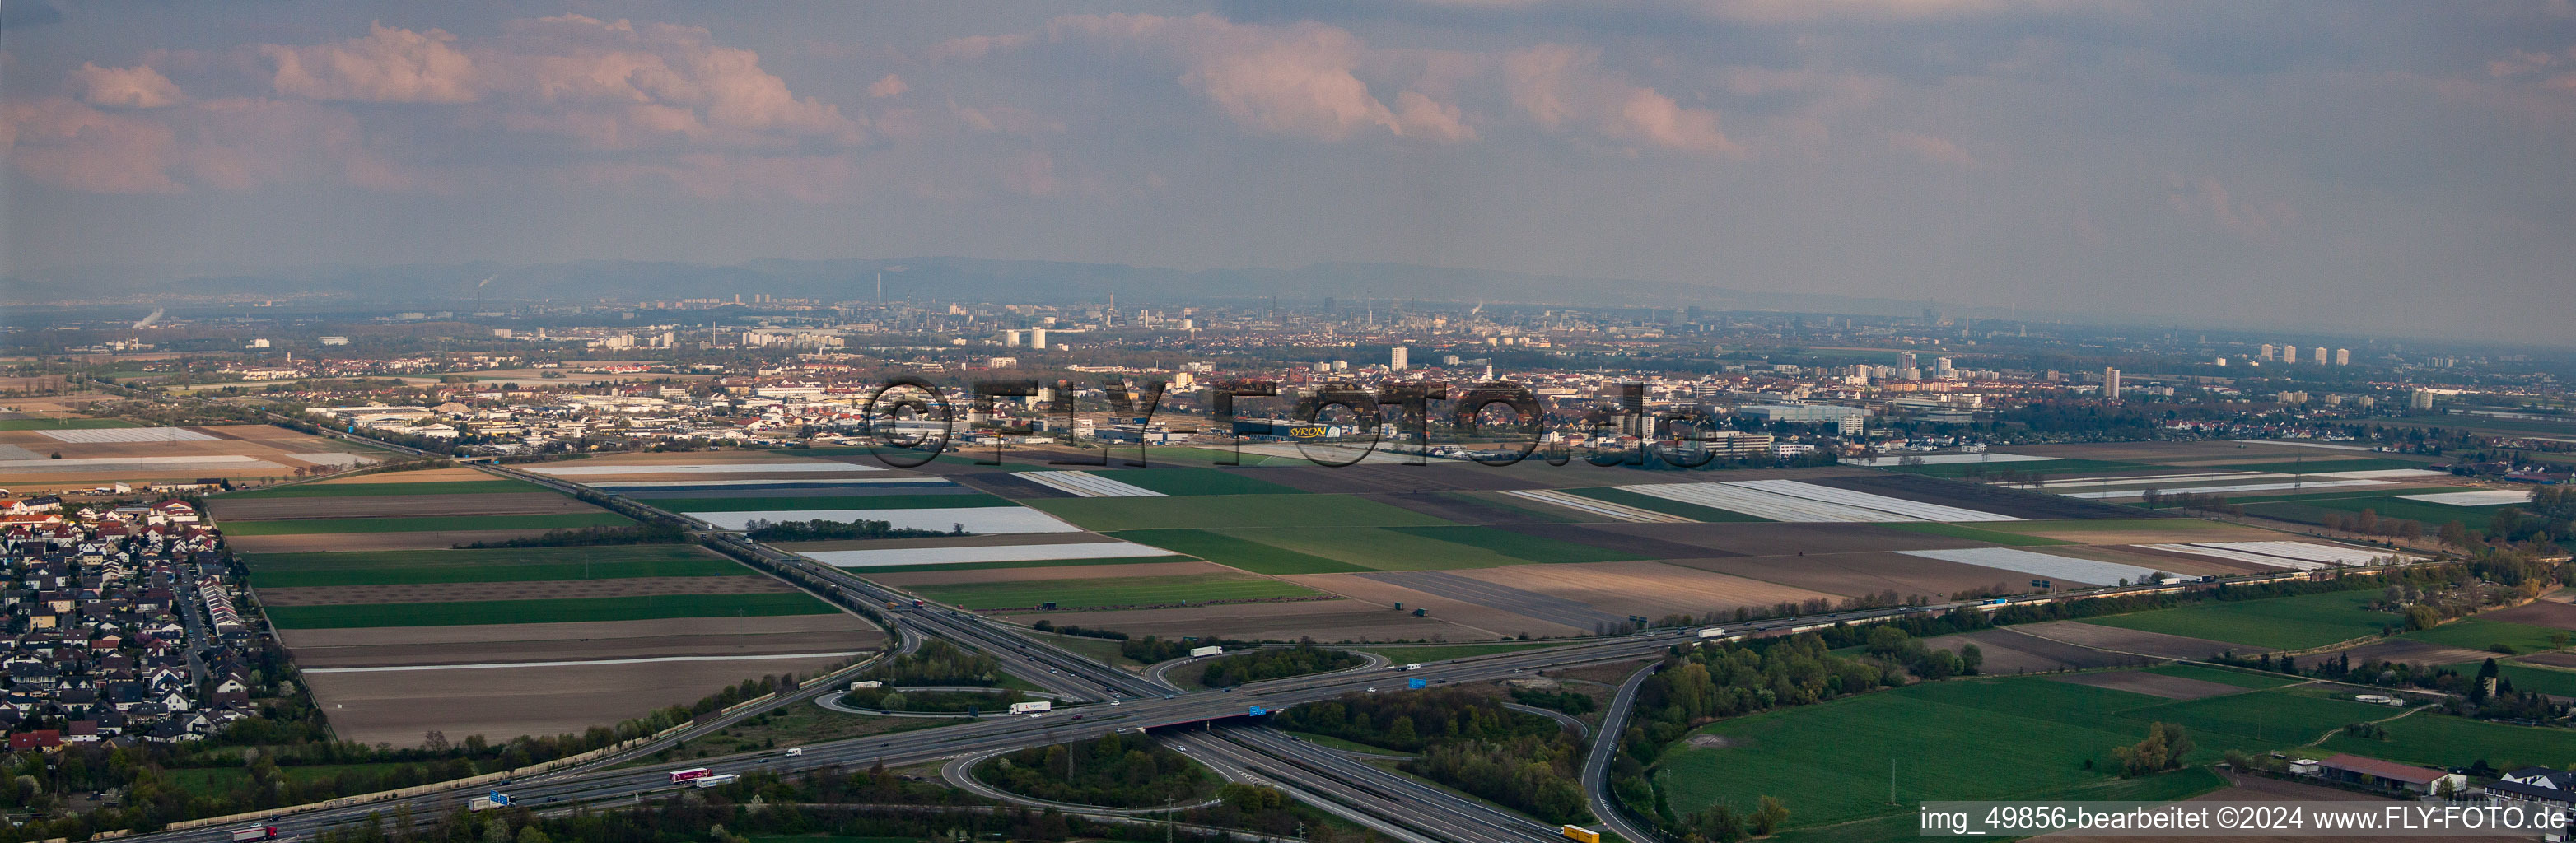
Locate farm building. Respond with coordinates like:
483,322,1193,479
2312,753,2466,795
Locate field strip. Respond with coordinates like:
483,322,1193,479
285,452,378,467
2398,489,2532,505
1846,453,2058,466
1502,489,1690,523
1619,482,1892,521
590,477,950,489
527,461,883,476
1897,547,2167,586
1236,442,1418,464
688,506,1084,533
1729,478,2019,521
2029,472,2280,488
2232,440,2376,451
1354,570,1629,631
300,651,867,673
32,426,217,443
2191,541,2408,566
2064,479,2391,499
1015,471,1165,498
801,540,1177,567
2318,468,2451,480
0,454,276,470
2135,544,2328,570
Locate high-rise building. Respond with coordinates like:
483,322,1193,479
1898,351,1918,370
2335,348,2350,366
2410,389,2437,411
2102,366,2122,399
2313,347,2328,366
2259,343,2276,361
1390,346,1410,370
1029,328,1048,349
1003,329,1021,347
2282,341,2297,361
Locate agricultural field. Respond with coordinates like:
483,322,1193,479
223,466,883,747
908,572,1323,611
2315,712,2576,772
1658,671,2403,835
2080,589,2399,650
0,420,390,496
1026,493,1453,530
2400,618,2569,654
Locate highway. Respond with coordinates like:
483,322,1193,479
1581,664,1666,843
166,417,2430,843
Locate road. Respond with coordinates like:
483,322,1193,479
163,415,2434,843
1581,663,1665,843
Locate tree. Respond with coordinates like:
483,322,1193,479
1751,795,1790,836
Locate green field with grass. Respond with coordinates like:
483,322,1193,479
224,479,547,498
220,511,633,535
1565,487,1771,522
2452,661,2576,697
242,545,745,588
2241,496,2515,532
1884,458,2152,477
2143,663,2303,689
912,572,1320,610
824,555,1197,575
2402,618,2570,654
2316,712,2576,772
2193,457,2436,474
2080,589,2396,650
651,493,1016,511
264,592,838,628
1351,641,1566,661
1659,673,2394,831
0,417,138,431
1099,467,1309,496
1385,524,1642,563
1028,494,1454,531
1106,529,1368,574
1878,522,2076,546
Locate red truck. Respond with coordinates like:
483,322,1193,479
669,767,714,785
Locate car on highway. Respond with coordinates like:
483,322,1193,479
785,748,804,757
1365,687,1377,692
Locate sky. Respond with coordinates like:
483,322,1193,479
2,1,2574,342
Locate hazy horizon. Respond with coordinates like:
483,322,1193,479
6,2,2574,343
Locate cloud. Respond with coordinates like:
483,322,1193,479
870,74,908,98
1412,0,2065,23
1048,13,1475,142
1888,130,1976,165
2168,175,2296,241
1506,44,1738,156
0,97,182,193
70,63,184,109
262,22,479,103
927,34,1033,63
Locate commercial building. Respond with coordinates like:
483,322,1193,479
1390,346,1409,370
1736,403,1868,435
2102,367,2121,399
2335,347,2351,366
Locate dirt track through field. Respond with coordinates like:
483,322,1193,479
257,575,791,606
2051,670,2248,700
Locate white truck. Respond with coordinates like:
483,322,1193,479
1402,663,1422,671
229,827,279,841
1188,645,1223,658
1696,627,1727,639
849,680,883,691
1008,701,1052,715
693,773,740,789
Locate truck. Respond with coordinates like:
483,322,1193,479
693,773,740,789
1008,701,1052,715
849,680,883,691
669,767,714,785
912,598,924,608
230,827,280,842
1561,825,1602,843
466,793,508,813
1402,663,1421,671
1188,645,1223,658
1696,626,1726,639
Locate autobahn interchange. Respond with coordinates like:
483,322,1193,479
160,424,2380,843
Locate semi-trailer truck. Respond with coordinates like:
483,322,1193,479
230,827,279,841
1008,701,1052,715
693,773,740,789
1696,626,1726,638
669,767,714,785
1188,645,1223,658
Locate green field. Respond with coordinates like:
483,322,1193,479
2080,589,2396,650
1099,467,1310,496
2240,491,2515,532
1878,522,2076,546
2452,660,2576,697
911,572,1320,611
223,479,547,498
1106,529,1369,574
1200,526,1552,571
1351,641,1567,661
2401,618,2569,654
1027,494,1454,531
2143,663,2303,689
0,417,138,431
1885,458,2152,477
2316,712,2576,772
242,545,745,588
264,592,838,628
220,512,634,535
649,493,1017,511
1566,487,1771,522
1659,673,2398,831
1385,525,1641,564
